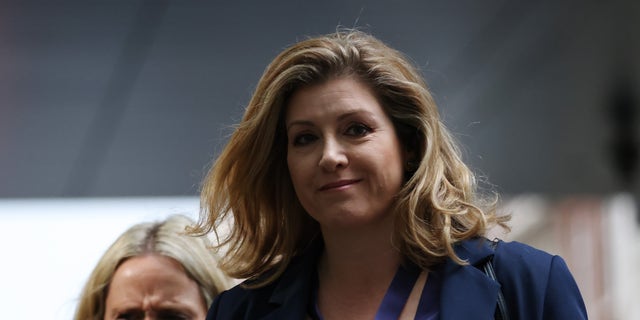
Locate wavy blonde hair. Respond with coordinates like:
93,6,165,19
194,29,509,287
74,214,231,320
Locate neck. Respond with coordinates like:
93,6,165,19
320,227,401,279
319,210,400,272
316,224,402,319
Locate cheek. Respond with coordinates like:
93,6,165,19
286,153,295,178
375,142,406,184
287,148,312,173
286,154,303,186
287,154,316,203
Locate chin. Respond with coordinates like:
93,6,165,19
317,209,389,230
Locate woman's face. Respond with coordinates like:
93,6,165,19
286,77,406,230
104,254,207,320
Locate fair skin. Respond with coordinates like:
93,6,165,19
104,254,207,320
286,77,412,319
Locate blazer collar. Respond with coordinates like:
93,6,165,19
439,238,501,319
260,238,500,320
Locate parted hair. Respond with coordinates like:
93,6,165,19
194,29,508,287
74,214,231,320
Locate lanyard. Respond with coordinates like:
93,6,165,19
375,262,421,319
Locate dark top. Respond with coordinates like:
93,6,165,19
206,238,588,320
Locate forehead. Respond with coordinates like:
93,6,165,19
285,77,383,121
103,256,207,319
106,254,204,306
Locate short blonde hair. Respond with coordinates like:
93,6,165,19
74,214,231,320
195,29,508,287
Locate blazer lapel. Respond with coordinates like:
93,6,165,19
439,238,500,319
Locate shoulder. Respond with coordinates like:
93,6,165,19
491,240,588,319
206,280,277,320
493,240,554,269
206,244,321,320
491,240,573,286
452,238,559,283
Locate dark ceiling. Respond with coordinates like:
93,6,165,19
0,0,638,198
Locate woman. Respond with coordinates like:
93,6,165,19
196,30,587,319
74,214,231,320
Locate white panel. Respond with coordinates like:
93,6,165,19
0,197,199,320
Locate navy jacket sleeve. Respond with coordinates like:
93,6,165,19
493,241,588,320
542,256,588,319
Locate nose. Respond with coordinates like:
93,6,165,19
318,137,348,171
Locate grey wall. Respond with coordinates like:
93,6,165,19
1,0,638,198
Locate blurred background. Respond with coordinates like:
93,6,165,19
0,0,638,319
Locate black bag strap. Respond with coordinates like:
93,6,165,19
482,239,510,320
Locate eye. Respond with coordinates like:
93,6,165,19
291,133,318,146
116,311,142,320
345,123,372,137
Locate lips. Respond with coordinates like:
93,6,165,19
318,179,361,191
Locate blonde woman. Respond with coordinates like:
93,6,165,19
196,30,587,319
75,214,230,320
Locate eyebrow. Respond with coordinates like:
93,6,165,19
286,110,374,131
286,119,314,131
109,306,194,317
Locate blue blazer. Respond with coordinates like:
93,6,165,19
207,238,587,319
